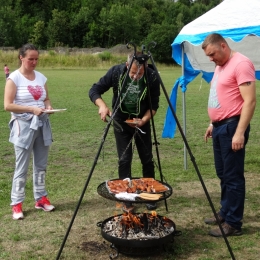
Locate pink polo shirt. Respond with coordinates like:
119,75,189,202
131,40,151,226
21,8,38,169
208,52,255,122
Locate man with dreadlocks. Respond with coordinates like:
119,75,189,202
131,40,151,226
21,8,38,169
89,51,160,213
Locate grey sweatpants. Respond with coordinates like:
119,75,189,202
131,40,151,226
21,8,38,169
11,127,49,205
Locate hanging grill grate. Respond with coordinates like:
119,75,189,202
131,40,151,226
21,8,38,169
97,178,172,203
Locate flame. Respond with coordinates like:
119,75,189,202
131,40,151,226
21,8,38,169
151,211,157,217
115,202,122,209
113,203,124,218
148,211,157,220
132,214,144,228
120,212,144,229
106,212,174,239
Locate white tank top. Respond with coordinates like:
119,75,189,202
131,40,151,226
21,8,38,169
9,69,47,109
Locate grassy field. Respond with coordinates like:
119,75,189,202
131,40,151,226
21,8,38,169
0,63,260,260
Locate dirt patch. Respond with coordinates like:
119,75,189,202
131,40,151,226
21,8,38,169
80,240,107,253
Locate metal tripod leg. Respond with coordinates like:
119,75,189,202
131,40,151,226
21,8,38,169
55,121,113,260
147,46,236,260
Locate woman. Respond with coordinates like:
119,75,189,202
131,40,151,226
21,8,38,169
4,43,55,220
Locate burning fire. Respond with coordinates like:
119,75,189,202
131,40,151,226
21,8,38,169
103,212,175,240
121,212,144,229
115,202,122,208
151,211,157,217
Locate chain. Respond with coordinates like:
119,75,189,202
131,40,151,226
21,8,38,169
101,65,152,179
113,66,142,118
135,70,141,117
135,128,168,184
106,131,138,179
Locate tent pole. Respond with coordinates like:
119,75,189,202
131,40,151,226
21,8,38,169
181,43,188,169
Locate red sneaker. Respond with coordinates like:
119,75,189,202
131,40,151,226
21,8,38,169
12,203,24,220
35,196,55,212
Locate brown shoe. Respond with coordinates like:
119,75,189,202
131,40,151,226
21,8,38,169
204,212,225,225
209,222,242,237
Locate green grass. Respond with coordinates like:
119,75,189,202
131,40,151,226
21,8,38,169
0,50,129,69
0,64,260,260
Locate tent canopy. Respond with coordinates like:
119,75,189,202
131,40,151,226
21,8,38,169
162,0,260,139
173,0,260,83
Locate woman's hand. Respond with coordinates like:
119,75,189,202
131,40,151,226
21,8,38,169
32,107,45,116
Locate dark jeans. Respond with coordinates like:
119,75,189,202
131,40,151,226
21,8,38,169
113,121,154,179
212,121,250,230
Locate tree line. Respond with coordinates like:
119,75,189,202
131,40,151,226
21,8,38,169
0,0,221,63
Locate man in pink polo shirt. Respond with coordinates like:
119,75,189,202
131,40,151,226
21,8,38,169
202,33,256,237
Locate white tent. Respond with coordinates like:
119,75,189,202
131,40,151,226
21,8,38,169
162,0,260,168
172,0,260,83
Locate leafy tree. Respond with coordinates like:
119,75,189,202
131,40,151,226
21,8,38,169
13,0,81,19
134,0,166,42
47,9,71,47
14,15,37,47
136,7,154,42
0,5,17,46
145,22,178,63
75,0,107,47
0,0,221,62
108,4,140,46
177,0,193,5
175,12,185,33
206,0,222,9
172,2,191,26
83,21,103,47
70,5,106,48
29,21,46,49
97,4,140,47
189,3,208,21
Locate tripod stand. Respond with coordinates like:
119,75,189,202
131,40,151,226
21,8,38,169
56,42,236,260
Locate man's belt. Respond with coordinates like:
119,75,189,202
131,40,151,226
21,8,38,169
212,115,240,128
